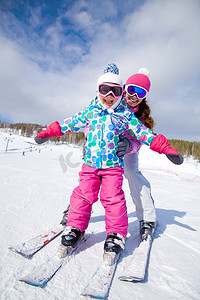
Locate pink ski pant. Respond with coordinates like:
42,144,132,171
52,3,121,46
67,164,128,237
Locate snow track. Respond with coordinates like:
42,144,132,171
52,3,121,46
0,131,200,299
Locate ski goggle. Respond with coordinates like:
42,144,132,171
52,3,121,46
98,83,123,98
125,85,147,99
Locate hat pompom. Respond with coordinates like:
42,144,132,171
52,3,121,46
103,63,119,75
138,67,150,77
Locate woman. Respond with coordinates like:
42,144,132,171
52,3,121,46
122,68,157,241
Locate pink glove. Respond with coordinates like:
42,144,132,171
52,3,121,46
35,121,63,144
150,134,183,165
37,121,63,138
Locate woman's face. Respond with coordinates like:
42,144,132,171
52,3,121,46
99,94,120,109
125,92,143,107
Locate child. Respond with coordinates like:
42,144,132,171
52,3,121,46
35,68,183,260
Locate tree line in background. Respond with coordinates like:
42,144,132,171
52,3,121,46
0,121,43,137
168,139,200,162
0,121,200,161
0,121,85,146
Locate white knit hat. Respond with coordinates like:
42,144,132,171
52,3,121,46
97,63,123,111
97,72,123,87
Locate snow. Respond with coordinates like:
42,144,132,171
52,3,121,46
0,130,200,300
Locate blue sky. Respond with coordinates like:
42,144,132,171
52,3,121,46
0,0,200,141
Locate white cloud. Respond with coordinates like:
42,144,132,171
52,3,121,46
74,11,93,28
0,0,200,141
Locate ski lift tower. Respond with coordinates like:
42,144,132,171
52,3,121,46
5,134,14,152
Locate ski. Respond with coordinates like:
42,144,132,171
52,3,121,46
9,225,64,259
9,205,70,259
118,232,155,282
81,252,120,299
20,233,90,287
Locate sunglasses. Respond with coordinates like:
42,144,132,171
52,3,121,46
98,83,123,98
125,85,147,99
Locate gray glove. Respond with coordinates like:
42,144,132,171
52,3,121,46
116,135,131,158
166,153,183,165
35,136,50,144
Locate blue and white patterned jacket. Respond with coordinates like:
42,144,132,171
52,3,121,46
59,97,155,169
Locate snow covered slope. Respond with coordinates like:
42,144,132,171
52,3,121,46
0,130,200,300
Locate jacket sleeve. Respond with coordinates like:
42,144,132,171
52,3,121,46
126,114,183,165
59,106,90,134
126,114,156,146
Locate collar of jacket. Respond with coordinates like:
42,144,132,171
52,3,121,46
91,96,127,114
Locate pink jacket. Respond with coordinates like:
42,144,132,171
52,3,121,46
123,130,143,154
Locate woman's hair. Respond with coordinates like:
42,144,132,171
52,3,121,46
135,98,155,130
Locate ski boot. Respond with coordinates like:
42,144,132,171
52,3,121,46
140,220,156,241
103,232,125,266
59,226,85,256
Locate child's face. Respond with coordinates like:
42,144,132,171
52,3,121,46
99,94,120,109
125,92,143,108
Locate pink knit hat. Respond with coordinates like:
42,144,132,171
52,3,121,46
126,68,151,92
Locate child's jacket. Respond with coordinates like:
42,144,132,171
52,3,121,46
59,97,155,169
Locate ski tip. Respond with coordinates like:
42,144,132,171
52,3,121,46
19,279,45,287
81,292,106,299
118,275,144,282
8,247,33,259
20,279,32,285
